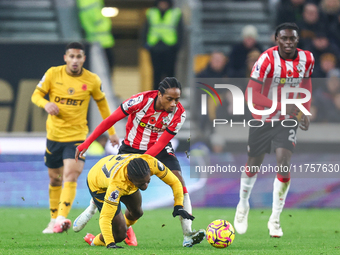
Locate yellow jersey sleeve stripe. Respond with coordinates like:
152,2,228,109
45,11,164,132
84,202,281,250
159,169,169,179
104,199,119,206
94,96,106,102
36,87,47,94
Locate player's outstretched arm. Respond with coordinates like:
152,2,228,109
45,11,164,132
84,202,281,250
75,107,126,160
145,131,175,157
172,205,195,220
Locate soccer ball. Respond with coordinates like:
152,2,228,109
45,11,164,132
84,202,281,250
206,219,235,248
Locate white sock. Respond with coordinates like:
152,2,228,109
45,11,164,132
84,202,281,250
86,198,97,214
56,215,66,221
180,193,192,235
270,178,291,222
238,171,257,208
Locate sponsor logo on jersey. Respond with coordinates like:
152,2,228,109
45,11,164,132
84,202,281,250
139,121,165,132
108,190,119,203
157,160,165,171
68,88,75,95
54,96,84,106
274,77,302,86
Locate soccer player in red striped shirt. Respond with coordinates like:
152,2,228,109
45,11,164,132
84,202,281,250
74,77,205,247
234,23,314,238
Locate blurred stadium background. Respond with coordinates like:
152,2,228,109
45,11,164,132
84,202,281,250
1,0,340,213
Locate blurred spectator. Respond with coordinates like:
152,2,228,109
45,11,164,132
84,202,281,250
87,134,108,156
297,3,326,47
77,0,115,74
304,31,340,77
329,93,340,122
312,68,340,121
316,53,337,78
320,0,340,28
142,0,183,90
196,51,228,78
246,49,261,78
227,25,263,78
276,0,306,26
195,51,228,140
329,11,340,46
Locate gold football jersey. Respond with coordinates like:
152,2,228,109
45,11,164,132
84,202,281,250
87,153,183,245
31,65,115,142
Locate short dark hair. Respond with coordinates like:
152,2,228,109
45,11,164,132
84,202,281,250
275,23,299,39
158,77,182,95
127,158,150,179
65,42,85,53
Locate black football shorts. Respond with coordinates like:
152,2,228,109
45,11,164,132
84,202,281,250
44,139,85,168
118,141,181,171
247,118,298,157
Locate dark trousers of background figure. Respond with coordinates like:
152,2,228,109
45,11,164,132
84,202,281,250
150,47,178,90
105,47,115,75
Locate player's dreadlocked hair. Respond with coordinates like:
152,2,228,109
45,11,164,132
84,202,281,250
65,42,85,53
158,77,182,95
127,158,150,179
274,23,299,39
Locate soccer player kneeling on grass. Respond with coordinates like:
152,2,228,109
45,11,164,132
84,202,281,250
82,153,195,248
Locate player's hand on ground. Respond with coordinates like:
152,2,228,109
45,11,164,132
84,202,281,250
75,146,87,161
109,134,120,147
44,102,59,115
285,104,300,117
106,242,123,249
172,205,195,220
299,114,310,131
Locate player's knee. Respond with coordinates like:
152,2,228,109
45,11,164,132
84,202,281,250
278,156,290,167
131,208,143,219
50,177,62,186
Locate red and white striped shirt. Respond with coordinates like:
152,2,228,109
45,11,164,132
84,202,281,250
250,46,314,121
121,90,186,150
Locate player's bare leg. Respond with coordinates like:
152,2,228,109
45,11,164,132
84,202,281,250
120,190,143,246
234,155,265,235
42,167,63,234
172,170,205,247
53,159,84,233
268,148,292,238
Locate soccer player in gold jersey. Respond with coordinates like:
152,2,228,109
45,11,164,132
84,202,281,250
81,153,194,248
31,42,119,234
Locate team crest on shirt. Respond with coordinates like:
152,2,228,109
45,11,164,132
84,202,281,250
296,63,304,73
108,190,119,203
68,88,75,95
161,116,170,126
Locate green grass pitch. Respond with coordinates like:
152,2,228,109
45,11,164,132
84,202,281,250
1,207,339,254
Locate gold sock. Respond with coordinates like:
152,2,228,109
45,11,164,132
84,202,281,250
93,234,106,246
58,182,77,218
49,185,62,219
124,214,138,227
